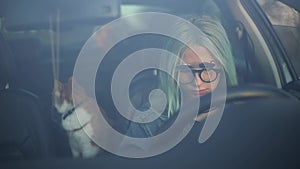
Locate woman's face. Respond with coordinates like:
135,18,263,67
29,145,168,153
180,45,221,96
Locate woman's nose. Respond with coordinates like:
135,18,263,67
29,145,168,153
194,73,204,86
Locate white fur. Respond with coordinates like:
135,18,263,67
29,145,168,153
55,101,101,158
56,100,73,114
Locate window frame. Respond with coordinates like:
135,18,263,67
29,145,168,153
241,0,298,86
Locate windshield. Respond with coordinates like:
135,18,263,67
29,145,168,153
1,0,299,165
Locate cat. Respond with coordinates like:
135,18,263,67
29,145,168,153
53,77,102,158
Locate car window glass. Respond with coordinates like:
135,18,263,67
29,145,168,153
2,0,290,162
257,0,300,79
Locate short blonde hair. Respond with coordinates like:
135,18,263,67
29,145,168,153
158,16,237,119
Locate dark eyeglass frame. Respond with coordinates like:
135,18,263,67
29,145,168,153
176,62,221,84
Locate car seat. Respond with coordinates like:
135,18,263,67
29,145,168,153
0,88,55,160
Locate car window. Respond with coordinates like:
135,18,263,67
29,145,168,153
0,0,243,152
257,0,300,79
1,0,300,167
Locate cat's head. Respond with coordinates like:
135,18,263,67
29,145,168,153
53,77,88,114
53,78,73,114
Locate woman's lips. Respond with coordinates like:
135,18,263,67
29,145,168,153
194,89,209,95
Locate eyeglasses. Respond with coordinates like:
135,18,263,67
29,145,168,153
176,62,221,84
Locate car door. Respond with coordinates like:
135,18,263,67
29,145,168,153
246,0,300,98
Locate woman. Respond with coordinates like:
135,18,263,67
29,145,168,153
125,16,237,138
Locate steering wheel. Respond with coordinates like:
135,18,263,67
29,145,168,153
197,83,297,113
155,83,297,133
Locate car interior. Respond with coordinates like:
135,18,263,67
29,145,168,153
0,0,299,168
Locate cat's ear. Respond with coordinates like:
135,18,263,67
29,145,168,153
68,76,74,83
54,78,63,90
69,76,88,99
54,79,61,85
66,76,75,91
52,79,63,106
67,76,75,88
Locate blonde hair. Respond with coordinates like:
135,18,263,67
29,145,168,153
158,16,237,119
